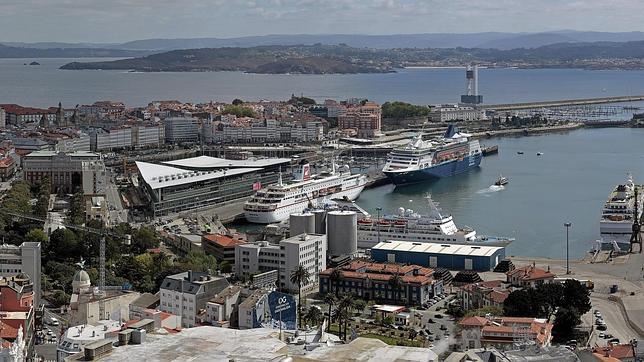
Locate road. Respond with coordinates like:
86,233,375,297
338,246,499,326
34,309,64,361
585,296,640,347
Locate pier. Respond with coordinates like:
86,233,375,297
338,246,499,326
484,95,644,111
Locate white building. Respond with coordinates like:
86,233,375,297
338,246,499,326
210,119,323,144
56,320,121,361
0,242,41,307
55,133,91,152
204,285,242,327
133,124,164,148
158,271,229,328
22,151,101,194
81,160,108,195
0,108,6,129
237,290,269,330
235,233,327,293
164,117,198,143
90,128,133,151
429,104,486,122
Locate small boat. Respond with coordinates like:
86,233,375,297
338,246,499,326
517,151,524,155
494,174,509,186
536,152,544,156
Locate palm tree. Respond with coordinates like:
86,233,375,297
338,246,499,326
290,265,311,329
323,293,336,332
388,273,404,304
305,306,323,327
338,294,356,341
329,268,343,296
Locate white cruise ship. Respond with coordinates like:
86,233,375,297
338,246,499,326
244,160,367,224
599,174,643,248
357,195,512,249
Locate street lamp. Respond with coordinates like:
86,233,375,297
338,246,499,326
376,207,382,244
564,222,572,274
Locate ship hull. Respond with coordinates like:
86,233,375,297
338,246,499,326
384,154,482,185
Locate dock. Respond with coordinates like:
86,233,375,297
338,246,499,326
483,95,644,111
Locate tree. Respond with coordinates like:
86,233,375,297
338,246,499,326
47,228,79,261
337,295,355,340
44,261,77,293
447,303,466,318
26,228,48,244
178,251,217,272
305,306,323,327
223,105,255,118
382,101,430,120
388,273,404,303
503,289,534,317
533,283,564,318
562,280,591,316
323,294,336,332
552,307,581,342
49,290,70,308
67,191,85,225
353,299,367,316
329,268,343,297
231,98,244,105
131,227,160,254
290,265,311,329
219,260,232,273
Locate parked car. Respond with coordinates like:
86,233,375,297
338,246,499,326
604,334,614,339
440,324,447,331
427,318,435,324
608,338,620,344
427,336,434,342
599,332,605,338
597,325,607,331
434,314,443,319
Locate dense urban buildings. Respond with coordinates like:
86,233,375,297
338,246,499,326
0,242,41,308
337,101,382,138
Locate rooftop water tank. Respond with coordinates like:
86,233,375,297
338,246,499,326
289,212,315,237
327,210,357,257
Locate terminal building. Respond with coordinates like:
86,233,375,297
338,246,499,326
371,241,505,272
136,156,290,216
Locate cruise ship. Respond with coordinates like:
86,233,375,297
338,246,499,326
356,195,513,249
599,174,643,249
244,160,368,224
382,125,482,185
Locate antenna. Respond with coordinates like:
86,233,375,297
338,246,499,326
277,167,283,186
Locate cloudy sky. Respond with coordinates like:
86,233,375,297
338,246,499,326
2,0,643,43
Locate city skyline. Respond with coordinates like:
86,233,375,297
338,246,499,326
2,0,644,43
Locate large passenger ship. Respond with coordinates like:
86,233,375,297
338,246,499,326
244,160,367,224
599,174,643,250
382,125,482,185
356,195,512,249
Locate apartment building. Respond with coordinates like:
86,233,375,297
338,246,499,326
235,233,327,294
506,265,556,288
458,316,553,351
203,285,242,327
158,271,229,328
210,118,323,144
459,280,510,311
133,124,164,148
90,128,133,151
81,160,108,195
164,117,199,143
338,101,381,138
0,242,41,308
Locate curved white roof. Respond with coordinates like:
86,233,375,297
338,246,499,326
162,155,290,169
136,161,261,190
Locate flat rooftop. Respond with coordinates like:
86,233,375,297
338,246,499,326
24,150,99,158
136,161,261,190
162,155,291,170
98,327,287,362
373,240,504,257
296,337,438,362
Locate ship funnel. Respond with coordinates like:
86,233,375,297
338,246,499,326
443,124,459,139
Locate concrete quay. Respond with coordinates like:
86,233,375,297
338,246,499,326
471,122,583,138
484,95,644,111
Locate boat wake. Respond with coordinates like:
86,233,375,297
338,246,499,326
477,185,505,194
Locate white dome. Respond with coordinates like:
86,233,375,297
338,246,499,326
73,270,90,283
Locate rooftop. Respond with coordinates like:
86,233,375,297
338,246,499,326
372,240,504,257
507,265,556,281
136,161,261,190
162,155,291,170
24,150,99,158
130,293,160,309
239,289,267,309
202,234,247,248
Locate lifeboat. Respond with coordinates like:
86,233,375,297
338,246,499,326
358,218,372,225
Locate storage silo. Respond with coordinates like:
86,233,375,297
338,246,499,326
312,209,327,234
289,212,315,237
327,210,357,257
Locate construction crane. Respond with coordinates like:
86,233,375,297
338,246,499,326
0,210,131,316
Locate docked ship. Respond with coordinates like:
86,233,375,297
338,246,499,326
382,125,482,185
599,174,643,249
244,160,368,224
356,195,513,249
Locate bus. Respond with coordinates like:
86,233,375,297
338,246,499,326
554,277,594,290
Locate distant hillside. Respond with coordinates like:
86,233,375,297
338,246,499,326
8,31,644,51
0,44,149,58
60,45,395,74
58,41,644,73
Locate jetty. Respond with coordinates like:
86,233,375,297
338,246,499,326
484,95,644,111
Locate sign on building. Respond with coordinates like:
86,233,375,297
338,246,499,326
264,291,297,330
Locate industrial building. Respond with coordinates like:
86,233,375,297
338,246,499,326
371,241,505,272
234,233,327,294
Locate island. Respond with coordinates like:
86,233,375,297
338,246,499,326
29,61,40,66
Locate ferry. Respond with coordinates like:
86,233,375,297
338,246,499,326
244,160,367,224
382,125,482,185
599,174,643,249
356,195,513,249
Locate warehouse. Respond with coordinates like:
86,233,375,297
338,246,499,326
371,241,505,272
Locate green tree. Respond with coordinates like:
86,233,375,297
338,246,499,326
67,191,85,225
323,294,336,332
562,280,591,316
219,260,232,273
177,250,217,273
131,227,160,254
49,290,70,308
533,283,564,318
44,261,77,293
26,228,48,244
552,307,580,342
231,98,244,105
305,306,323,327
353,299,367,316
388,274,404,303
222,105,255,118
503,289,534,317
290,265,311,329
447,303,466,318
329,268,343,297
382,101,430,120
47,228,79,261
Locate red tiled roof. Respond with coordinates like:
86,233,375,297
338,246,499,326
202,234,247,248
0,322,18,340
458,316,489,327
593,344,635,359
489,290,509,304
507,265,556,281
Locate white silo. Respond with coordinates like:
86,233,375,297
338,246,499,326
289,212,315,237
326,210,357,257
312,209,327,235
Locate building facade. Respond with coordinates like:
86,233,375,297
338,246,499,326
81,160,108,195
164,117,199,143
235,233,327,293
210,118,324,144
22,151,100,193
158,270,229,328
90,128,133,151
202,234,247,264
337,101,381,138
0,243,41,308
506,265,556,288
458,316,553,351
429,104,486,122
318,261,442,306
203,285,242,327
133,124,164,148
459,280,510,311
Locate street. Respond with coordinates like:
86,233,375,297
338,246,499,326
34,309,64,361
584,296,640,347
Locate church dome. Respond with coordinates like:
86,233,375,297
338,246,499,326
73,270,90,283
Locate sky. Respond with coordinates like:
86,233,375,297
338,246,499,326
2,0,644,43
